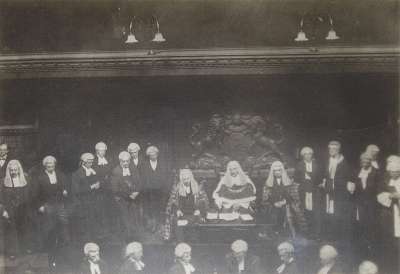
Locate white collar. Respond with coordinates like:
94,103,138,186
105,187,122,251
122,167,131,176
371,161,379,169
150,160,157,170
89,261,101,274
83,166,96,176
97,156,108,165
130,258,145,270
180,261,195,274
45,170,57,184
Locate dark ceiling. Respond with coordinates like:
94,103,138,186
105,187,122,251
0,0,398,53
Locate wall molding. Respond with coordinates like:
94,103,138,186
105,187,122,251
0,46,399,79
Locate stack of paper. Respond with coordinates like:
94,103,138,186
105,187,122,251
206,212,218,220
240,214,254,221
219,212,239,221
177,219,188,226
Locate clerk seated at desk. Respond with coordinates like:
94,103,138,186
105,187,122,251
212,161,256,214
163,169,209,241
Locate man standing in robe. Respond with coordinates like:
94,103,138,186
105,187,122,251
111,151,142,242
128,143,143,179
0,160,34,259
0,143,11,179
71,153,103,244
321,141,353,242
294,146,322,238
377,157,400,274
92,142,114,239
35,155,70,271
353,152,379,259
142,146,171,233
262,161,307,237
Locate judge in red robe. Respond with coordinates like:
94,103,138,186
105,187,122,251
212,161,256,214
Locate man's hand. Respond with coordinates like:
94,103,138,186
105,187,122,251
2,210,9,219
347,182,356,194
194,210,200,216
177,210,184,218
129,192,139,200
274,199,287,208
63,190,68,197
39,206,45,213
91,182,100,190
319,179,326,188
232,204,241,211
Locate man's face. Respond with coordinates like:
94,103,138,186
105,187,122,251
273,168,282,178
233,251,246,261
45,162,56,173
229,166,239,177
181,251,191,264
9,165,19,177
389,170,400,180
0,145,8,157
319,250,334,266
83,159,94,169
120,159,130,168
182,174,191,185
96,149,106,158
303,152,313,162
131,249,143,261
88,249,100,263
149,152,158,161
360,158,371,169
370,151,378,160
129,149,139,159
328,146,340,157
278,250,292,264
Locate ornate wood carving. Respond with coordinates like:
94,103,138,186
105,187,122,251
0,46,398,79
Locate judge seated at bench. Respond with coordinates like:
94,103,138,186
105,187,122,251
163,168,209,241
212,161,256,214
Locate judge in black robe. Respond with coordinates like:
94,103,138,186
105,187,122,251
275,242,299,274
294,146,323,238
77,242,110,274
376,158,400,274
168,243,200,274
0,160,35,258
0,143,11,180
71,153,105,243
225,240,262,274
321,141,353,242
92,142,115,238
262,161,307,237
111,151,143,242
128,143,144,180
128,143,145,224
119,242,146,274
35,155,70,269
142,146,171,233
352,152,380,259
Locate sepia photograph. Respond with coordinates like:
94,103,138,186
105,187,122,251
0,0,399,273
